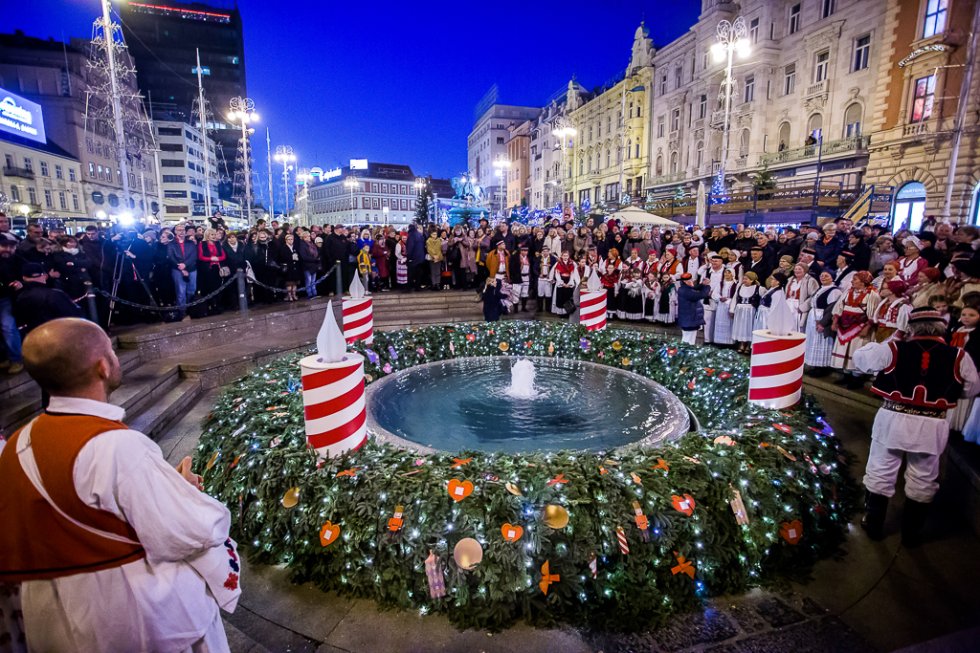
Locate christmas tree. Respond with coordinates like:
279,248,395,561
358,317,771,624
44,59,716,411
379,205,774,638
710,169,729,205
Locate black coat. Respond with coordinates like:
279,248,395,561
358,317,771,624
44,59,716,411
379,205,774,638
13,282,82,334
223,242,248,272
677,283,710,330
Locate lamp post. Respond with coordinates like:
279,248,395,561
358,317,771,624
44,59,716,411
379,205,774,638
344,175,359,226
552,118,577,210
492,156,511,220
710,17,750,197
227,96,259,224
274,145,296,217
618,74,645,206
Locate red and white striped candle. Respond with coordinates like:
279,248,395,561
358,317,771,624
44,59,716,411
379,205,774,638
299,352,367,459
580,291,607,331
615,525,630,555
748,330,806,409
342,297,374,345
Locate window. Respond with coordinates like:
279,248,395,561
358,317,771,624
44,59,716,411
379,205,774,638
88,162,95,178
162,174,186,183
814,51,830,83
23,157,33,172
923,0,948,38
44,189,52,208
789,3,801,34
822,0,836,19
605,148,611,167
660,73,668,95
696,141,704,168
160,143,183,152
910,74,936,123
674,66,683,89
636,102,641,118
40,161,49,176
698,94,707,119
27,187,37,204
656,155,663,176
161,159,183,167
164,190,188,198
55,164,63,179
657,115,665,138
744,75,755,103
844,103,863,137
669,152,678,174
784,63,797,95
10,186,19,201
740,130,751,158
778,122,791,150
496,137,504,145
158,127,181,136
72,194,79,211
853,34,871,71
670,108,681,132
750,17,760,43
4,154,12,168
634,141,640,158
58,191,67,210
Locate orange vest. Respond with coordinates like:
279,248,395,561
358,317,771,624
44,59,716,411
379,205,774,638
0,413,146,583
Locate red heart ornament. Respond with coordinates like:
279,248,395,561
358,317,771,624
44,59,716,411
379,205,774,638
447,479,474,502
780,519,803,544
501,523,524,542
671,494,696,516
319,521,341,547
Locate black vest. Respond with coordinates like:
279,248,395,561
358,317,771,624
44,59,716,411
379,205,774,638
870,337,965,409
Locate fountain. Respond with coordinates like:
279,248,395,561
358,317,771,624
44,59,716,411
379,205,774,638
504,359,538,399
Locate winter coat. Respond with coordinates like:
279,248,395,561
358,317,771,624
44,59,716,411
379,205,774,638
406,227,425,264
425,236,444,263
298,240,321,273
677,283,711,330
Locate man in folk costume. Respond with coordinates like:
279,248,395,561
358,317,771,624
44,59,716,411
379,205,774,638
833,250,857,294
896,236,928,282
787,263,819,331
680,245,702,278
507,244,536,312
0,318,237,651
484,240,510,284
697,254,726,344
871,279,912,343
855,308,979,546
536,245,557,313
831,270,879,389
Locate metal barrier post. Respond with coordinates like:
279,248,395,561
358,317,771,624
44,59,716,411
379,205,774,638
335,260,343,296
236,269,249,315
83,281,99,323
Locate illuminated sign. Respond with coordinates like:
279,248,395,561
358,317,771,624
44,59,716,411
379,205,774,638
192,66,211,75
323,167,342,180
0,88,45,144
350,158,368,170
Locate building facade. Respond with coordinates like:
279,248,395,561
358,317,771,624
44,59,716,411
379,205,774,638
120,0,247,199
153,119,220,224
467,104,540,216
565,24,656,210
1,131,84,220
307,162,420,226
505,119,532,209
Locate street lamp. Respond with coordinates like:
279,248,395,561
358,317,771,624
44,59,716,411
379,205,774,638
492,156,511,219
274,145,296,217
552,118,576,210
710,16,750,196
227,96,259,223
343,175,359,225
618,78,645,206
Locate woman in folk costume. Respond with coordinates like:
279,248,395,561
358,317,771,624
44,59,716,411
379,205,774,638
583,246,602,281
804,271,843,376
619,268,645,320
711,268,738,346
871,279,912,343
786,263,819,331
911,267,945,307
600,247,624,319
624,248,644,274
394,231,409,289
831,270,880,388
872,261,900,292
508,244,534,312
659,247,683,281
754,272,788,332
731,271,761,354
641,250,660,277
653,272,678,324
550,249,578,316
834,251,857,294
952,303,980,438
722,247,743,281
642,271,659,321
896,236,929,282
536,246,558,313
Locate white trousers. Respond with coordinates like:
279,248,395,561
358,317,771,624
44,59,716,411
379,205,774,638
703,308,716,343
681,330,698,345
863,438,942,503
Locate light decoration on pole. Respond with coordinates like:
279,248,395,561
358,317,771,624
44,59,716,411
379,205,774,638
552,118,576,211
299,301,368,460
749,292,806,409
343,274,374,346
492,156,511,220
274,145,296,216
228,96,259,223
579,270,607,331
710,16,750,200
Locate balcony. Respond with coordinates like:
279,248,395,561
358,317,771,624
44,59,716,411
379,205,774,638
3,166,35,180
803,79,828,99
759,135,869,167
902,121,932,138
648,171,687,187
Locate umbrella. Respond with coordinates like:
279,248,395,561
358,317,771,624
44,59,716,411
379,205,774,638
607,205,679,227
696,181,707,229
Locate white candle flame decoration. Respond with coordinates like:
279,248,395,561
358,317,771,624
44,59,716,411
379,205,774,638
586,268,602,292
348,272,365,300
767,290,796,336
316,301,347,363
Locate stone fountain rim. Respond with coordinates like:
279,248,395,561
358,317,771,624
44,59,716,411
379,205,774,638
365,355,692,455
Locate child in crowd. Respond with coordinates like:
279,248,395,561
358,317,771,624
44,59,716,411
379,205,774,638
642,272,659,322
949,301,980,436
357,243,374,293
712,268,737,346
928,294,951,326
653,272,678,324
755,273,787,332
481,278,506,322
619,268,645,321
731,271,761,354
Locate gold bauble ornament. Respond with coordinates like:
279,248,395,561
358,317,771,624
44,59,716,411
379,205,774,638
542,504,569,529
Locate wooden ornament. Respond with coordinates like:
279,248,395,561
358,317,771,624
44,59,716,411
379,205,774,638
538,560,560,595
451,457,473,469
504,481,523,496
671,551,695,578
319,520,340,546
671,494,696,516
425,550,447,598
630,472,643,485
447,479,474,502
388,505,404,532
281,487,300,508
632,500,650,542
547,473,569,487
652,458,670,472
205,451,219,470
729,485,749,526
779,519,803,545
500,523,524,543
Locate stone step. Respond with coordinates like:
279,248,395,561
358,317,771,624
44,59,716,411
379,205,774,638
803,375,881,411
129,377,204,442
0,348,141,402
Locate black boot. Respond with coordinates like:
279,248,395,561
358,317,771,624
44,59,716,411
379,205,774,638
846,375,866,390
901,499,930,548
834,374,851,386
861,491,889,541
521,299,527,312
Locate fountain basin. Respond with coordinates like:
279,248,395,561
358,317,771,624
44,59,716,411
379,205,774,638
366,356,690,454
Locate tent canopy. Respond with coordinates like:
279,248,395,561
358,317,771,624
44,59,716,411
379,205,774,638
607,205,679,227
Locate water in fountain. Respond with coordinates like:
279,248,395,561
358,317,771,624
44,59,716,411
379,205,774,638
504,359,538,399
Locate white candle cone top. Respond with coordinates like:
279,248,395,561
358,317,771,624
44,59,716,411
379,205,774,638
348,273,365,300
767,290,796,336
586,269,602,292
316,301,347,363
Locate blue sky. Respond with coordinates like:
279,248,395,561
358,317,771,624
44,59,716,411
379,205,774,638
6,0,700,183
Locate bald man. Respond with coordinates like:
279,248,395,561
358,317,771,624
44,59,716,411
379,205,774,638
0,318,237,652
